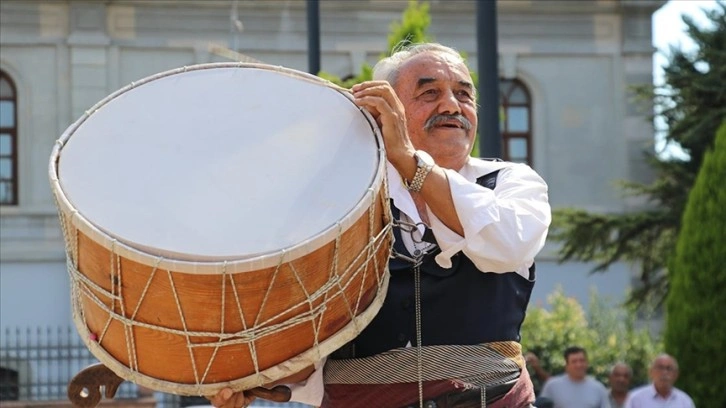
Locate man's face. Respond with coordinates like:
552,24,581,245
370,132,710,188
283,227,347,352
564,351,588,381
650,356,678,393
392,52,478,169
609,364,631,392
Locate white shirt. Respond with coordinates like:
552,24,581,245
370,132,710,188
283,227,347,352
289,157,551,405
624,384,695,408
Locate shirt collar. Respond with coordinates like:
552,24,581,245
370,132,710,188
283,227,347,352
649,384,676,400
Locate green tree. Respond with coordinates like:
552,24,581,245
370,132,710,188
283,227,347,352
385,0,432,52
318,0,432,88
550,3,726,308
664,122,726,408
521,287,661,389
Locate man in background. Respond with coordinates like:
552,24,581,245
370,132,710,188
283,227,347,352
607,362,632,408
625,354,694,408
539,346,610,408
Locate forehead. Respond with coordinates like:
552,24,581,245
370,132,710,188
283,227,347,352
395,52,472,89
566,351,586,361
654,357,676,367
611,366,630,375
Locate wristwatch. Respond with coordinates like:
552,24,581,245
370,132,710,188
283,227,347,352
404,150,435,193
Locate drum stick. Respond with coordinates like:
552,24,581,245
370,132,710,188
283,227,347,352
246,385,292,402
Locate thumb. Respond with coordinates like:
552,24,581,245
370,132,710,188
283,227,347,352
221,388,234,400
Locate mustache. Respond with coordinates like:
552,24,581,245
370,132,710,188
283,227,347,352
423,114,472,131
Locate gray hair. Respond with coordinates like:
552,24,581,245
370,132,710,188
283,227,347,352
651,353,679,370
372,42,467,86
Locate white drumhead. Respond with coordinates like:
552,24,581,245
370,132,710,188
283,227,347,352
57,65,380,261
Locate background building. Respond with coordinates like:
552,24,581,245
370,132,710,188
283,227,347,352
0,0,662,404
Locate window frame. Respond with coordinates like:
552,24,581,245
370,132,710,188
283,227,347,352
499,78,533,166
0,70,18,206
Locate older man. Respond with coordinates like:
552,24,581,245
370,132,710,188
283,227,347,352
624,354,694,408
210,42,551,408
607,362,632,408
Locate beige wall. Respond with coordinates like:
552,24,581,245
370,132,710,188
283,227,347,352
0,0,663,317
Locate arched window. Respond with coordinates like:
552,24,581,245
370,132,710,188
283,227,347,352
0,70,18,205
499,79,532,165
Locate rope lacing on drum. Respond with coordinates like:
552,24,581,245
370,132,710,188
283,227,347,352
63,215,393,393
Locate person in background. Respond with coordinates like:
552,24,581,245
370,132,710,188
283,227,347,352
607,362,632,408
539,346,610,408
624,354,694,408
525,351,551,390
526,351,553,407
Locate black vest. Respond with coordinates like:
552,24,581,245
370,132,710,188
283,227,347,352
332,170,535,359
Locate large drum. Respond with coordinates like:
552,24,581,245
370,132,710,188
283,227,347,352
48,63,392,395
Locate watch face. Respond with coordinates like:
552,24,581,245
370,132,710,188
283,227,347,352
415,150,435,166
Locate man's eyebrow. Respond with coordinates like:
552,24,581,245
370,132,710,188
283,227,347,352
416,77,436,88
459,80,474,91
416,78,475,92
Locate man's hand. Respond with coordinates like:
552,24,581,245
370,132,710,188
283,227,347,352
207,388,255,408
205,364,315,407
351,81,416,171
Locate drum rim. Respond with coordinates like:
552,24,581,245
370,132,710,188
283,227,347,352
49,62,387,275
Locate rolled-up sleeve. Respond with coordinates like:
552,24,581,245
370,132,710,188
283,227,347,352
431,163,551,273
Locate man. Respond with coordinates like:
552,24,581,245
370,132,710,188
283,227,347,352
539,346,610,408
525,351,551,390
624,354,694,408
210,42,551,408
525,351,553,407
607,362,632,408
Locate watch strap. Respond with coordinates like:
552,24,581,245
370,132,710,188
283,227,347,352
405,163,433,193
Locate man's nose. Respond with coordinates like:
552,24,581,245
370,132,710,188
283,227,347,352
437,90,461,114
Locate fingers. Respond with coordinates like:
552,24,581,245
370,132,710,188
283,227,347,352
351,81,403,122
206,387,233,407
206,388,256,408
352,81,414,163
352,81,400,108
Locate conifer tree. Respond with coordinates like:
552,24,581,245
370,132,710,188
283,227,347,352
551,3,726,307
664,122,726,407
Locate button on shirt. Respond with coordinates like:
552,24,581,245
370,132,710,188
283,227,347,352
624,384,695,408
288,157,551,405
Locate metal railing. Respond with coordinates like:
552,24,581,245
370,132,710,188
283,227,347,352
0,327,310,407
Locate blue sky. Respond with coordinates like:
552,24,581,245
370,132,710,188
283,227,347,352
653,0,719,83
652,0,719,157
